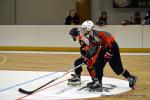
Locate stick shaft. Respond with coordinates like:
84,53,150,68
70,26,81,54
18,63,84,94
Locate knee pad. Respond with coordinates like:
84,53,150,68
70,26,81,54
74,58,84,66
74,58,84,75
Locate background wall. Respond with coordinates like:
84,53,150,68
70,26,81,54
0,0,75,25
0,25,149,49
0,0,149,25
0,0,15,24
16,0,74,25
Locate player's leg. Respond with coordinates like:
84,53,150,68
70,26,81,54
93,50,107,85
86,65,98,88
87,50,106,91
68,57,84,85
86,66,103,92
109,41,137,88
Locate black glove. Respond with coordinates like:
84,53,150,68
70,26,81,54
83,58,88,65
80,45,88,58
80,49,87,58
104,50,113,61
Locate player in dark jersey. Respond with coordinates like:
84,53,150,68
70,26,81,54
80,20,137,91
68,27,90,85
68,27,100,86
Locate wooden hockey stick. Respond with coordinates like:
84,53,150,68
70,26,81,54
18,63,84,95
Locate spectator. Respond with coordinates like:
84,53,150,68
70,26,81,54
121,16,134,25
96,11,108,26
65,9,80,25
144,10,150,25
121,20,129,25
134,11,142,25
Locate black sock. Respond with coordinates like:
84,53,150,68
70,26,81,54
122,69,132,78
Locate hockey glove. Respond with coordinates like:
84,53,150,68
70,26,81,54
83,58,88,65
104,50,113,61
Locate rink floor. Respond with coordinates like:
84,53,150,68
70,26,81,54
0,51,150,100
0,70,131,100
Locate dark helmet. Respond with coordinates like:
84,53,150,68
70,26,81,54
69,27,80,41
69,27,79,37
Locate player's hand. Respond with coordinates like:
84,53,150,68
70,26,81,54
83,58,88,65
104,50,113,61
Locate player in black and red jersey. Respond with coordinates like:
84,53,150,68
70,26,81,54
68,27,91,85
68,20,137,91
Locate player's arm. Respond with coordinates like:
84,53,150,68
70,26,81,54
97,31,113,49
79,34,89,46
97,32,114,61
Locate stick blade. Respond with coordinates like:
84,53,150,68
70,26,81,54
18,88,34,95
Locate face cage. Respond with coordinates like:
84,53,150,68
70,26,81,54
80,27,88,35
71,35,77,41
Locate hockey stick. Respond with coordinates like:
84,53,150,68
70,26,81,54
18,63,84,95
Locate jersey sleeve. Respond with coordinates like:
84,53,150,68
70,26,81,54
97,31,114,49
79,34,89,46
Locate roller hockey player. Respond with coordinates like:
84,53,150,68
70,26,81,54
68,27,88,86
80,20,137,90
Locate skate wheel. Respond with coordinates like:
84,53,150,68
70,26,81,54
89,89,94,92
67,82,81,87
88,88,103,92
97,89,103,92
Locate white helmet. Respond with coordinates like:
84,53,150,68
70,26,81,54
81,20,94,32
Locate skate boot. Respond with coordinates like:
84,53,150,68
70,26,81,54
127,75,137,89
68,74,81,86
87,78,103,92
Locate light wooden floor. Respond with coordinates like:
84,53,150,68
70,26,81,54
0,53,150,100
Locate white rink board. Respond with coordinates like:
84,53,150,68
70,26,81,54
114,25,142,48
0,70,131,100
0,25,150,48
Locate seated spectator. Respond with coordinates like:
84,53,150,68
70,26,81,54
144,10,150,25
65,9,80,25
96,11,108,26
121,20,129,25
134,11,142,25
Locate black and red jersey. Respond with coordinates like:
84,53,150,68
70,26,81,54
77,29,115,55
88,30,115,50
78,29,115,57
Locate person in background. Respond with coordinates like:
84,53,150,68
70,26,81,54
121,20,129,25
134,11,142,25
96,11,108,26
65,9,80,25
144,10,150,25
